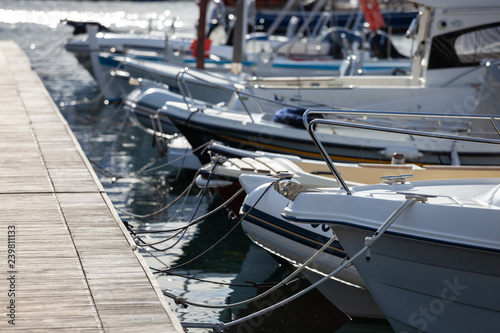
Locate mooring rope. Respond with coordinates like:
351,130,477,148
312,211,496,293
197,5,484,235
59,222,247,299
155,188,246,271
87,103,170,181
90,105,214,181
128,186,245,275
132,187,244,253
178,194,428,332
126,159,219,249
135,139,214,175
90,149,167,182
161,177,341,310
150,266,281,289
92,139,213,182
163,233,338,309
124,158,251,260
159,156,220,251
87,102,132,164
117,173,197,219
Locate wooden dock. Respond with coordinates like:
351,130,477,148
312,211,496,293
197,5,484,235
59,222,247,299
0,40,183,332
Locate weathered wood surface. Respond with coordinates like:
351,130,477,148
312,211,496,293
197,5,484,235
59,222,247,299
0,40,183,332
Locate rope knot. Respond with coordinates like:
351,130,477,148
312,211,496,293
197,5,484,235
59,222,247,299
213,155,227,164
364,236,375,262
175,296,189,308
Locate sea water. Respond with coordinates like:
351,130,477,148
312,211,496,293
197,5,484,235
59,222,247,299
0,1,394,331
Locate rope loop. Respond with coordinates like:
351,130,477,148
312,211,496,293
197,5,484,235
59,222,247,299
213,322,225,333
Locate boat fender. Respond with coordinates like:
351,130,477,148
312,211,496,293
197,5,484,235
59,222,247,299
273,107,320,128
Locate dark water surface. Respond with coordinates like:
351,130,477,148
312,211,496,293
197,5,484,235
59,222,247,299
0,1,393,332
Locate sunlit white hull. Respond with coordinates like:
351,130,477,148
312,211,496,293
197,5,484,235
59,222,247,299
283,178,500,332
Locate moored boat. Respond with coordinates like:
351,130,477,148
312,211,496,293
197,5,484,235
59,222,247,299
154,0,500,165
190,138,500,319
282,176,500,332
276,108,500,332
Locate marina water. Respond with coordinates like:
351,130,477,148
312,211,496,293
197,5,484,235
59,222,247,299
0,1,394,331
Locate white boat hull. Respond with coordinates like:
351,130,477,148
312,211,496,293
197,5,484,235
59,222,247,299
163,100,500,165
330,224,500,333
241,180,384,318
282,178,500,332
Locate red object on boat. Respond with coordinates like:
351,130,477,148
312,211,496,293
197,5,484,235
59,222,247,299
189,38,212,56
360,0,385,31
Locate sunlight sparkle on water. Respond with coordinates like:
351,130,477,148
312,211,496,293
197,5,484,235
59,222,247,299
0,9,179,30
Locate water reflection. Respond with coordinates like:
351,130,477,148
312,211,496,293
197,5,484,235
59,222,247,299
0,7,184,31
1,1,395,331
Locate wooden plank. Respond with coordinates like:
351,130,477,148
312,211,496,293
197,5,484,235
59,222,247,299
0,41,183,333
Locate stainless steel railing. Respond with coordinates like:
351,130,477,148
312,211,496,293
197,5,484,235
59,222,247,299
303,109,500,195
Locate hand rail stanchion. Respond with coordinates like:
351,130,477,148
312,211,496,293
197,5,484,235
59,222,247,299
235,91,256,123
303,111,352,195
175,69,195,108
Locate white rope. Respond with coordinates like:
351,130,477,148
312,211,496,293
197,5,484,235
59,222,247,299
181,194,427,332
163,179,339,309
165,233,338,309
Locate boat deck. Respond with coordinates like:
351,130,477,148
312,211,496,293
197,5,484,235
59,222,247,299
0,40,183,332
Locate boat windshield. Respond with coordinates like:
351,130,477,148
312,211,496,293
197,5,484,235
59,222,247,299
428,22,500,69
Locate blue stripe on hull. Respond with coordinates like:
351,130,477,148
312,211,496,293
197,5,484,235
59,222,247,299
242,204,346,258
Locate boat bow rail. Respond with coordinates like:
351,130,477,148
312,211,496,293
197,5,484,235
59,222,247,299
301,109,500,195
171,66,348,121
